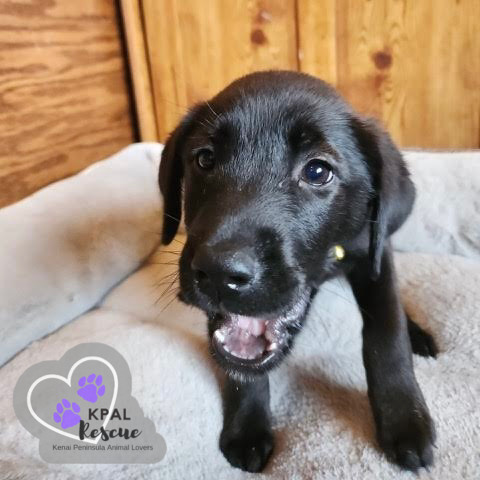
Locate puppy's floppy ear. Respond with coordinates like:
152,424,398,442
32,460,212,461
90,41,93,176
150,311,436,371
351,117,415,279
159,105,204,245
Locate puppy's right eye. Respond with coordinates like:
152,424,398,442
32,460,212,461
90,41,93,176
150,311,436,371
301,159,333,186
195,149,215,170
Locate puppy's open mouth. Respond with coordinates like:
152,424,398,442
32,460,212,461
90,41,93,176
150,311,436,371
212,293,310,368
214,316,284,360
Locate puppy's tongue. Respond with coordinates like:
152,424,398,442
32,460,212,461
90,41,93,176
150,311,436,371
237,316,265,336
215,315,276,360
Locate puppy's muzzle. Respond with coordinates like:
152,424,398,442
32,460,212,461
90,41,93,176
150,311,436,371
186,230,309,372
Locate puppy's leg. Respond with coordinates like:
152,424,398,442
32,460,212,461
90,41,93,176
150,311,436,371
348,246,435,471
406,314,438,358
219,374,273,473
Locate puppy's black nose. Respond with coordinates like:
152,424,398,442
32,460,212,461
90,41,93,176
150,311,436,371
192,245,257,293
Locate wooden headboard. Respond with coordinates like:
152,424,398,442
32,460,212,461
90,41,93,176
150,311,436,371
124,0,479,149
0,0,135,207
2,1,478,207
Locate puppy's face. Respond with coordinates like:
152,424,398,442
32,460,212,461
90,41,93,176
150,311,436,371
160,72,386,376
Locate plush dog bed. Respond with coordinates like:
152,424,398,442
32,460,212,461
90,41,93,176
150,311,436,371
0,144,479,479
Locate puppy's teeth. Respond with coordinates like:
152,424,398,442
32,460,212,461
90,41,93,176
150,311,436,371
265,330,275,342
267,342,278,351
224,344,231,353
251,319,266,336
214,330,225,343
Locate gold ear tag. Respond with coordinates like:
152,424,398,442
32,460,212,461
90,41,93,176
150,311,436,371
334,245,345,261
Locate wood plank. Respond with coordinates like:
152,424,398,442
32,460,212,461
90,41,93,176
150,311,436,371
142,0,298,141
120,0,158,140
297,0,337,85
298,0,480,149
0,0,134,207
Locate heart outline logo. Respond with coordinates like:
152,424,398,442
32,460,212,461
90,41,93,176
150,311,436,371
26,356,118,444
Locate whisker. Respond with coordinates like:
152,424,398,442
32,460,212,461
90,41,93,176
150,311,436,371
151,278,180,288
152,272,178,280
163,212,182,223
150,261,179,266
150,271,179,289
205,100,220,119
171,237,186,245
154,284,178,306
160,293,179,313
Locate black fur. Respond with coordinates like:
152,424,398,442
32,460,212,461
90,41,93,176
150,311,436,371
159,71,436,473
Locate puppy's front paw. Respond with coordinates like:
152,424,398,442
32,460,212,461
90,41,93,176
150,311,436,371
220,425,274,472
378,406,435,472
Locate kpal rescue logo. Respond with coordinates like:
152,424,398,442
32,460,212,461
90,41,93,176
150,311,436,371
13,343,166,463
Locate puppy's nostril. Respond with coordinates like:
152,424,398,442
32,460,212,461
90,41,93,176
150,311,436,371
226,273,251,289
194,270,208,283
192,244,257,293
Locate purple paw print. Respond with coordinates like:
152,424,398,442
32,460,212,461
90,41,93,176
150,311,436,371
77,374,105,403
53,399,81,429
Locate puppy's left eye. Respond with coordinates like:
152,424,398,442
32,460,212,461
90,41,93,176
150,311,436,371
195,149,215,170
301,159,334,186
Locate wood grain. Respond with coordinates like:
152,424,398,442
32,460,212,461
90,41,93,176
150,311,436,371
142,0,298,141
296,0,337,85
120,0,157,140
0,0,134,207
298,0,480,148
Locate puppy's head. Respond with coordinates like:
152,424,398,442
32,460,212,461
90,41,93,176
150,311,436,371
159,71,413,377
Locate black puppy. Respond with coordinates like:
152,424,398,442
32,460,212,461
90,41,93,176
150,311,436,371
159,71,437,473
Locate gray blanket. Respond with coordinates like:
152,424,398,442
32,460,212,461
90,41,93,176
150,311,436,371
1,145,478,479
